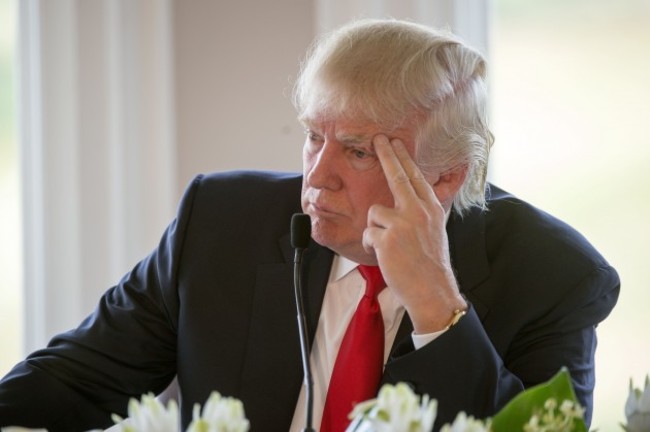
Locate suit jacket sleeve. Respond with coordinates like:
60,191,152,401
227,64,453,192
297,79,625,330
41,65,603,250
0,175,204,431
382,305,523,429
382,264,618,429
381,186,620,430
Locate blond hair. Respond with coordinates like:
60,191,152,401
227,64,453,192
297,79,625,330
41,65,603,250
293,18,493,215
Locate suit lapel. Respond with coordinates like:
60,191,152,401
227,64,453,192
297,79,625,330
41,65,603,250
239,234,332,429
302,243,335,343
446,207,491,319
279,233,334,345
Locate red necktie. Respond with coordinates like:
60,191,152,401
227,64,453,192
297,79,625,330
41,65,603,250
320,265,386,432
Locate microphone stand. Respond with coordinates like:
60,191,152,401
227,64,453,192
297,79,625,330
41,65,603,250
294,245,315,432
291,213,315,432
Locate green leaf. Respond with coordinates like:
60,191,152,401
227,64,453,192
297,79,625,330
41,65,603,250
490,367,587,432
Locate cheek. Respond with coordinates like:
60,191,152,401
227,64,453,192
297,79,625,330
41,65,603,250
371,192,395,212
366,178,394,207
351,181,394,217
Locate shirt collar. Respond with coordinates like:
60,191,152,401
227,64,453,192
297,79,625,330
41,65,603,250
329,254,358,282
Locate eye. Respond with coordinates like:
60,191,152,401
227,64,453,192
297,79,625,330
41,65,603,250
305,129,322,142
347,145,379,170
351,148,370,159
303,129,322,150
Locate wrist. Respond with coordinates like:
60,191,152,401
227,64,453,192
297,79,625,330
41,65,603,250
410,295,468,335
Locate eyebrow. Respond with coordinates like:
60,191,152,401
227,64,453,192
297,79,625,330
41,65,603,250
338,133,372,146
300,119,374,146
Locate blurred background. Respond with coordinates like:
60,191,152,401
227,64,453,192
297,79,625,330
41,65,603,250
1,0,648,430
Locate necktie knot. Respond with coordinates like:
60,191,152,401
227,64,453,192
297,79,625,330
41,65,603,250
358,265,386,299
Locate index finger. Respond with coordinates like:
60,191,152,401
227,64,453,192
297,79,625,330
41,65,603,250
373,134,416,205
373,134,437,205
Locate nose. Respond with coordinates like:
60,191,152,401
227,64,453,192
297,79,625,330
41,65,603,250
305,140,343,191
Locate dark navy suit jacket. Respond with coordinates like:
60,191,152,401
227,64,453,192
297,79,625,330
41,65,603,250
0,171,619,431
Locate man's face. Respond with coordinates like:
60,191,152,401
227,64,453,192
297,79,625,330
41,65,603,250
300,115,419,264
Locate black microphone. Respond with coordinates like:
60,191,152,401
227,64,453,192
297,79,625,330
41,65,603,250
290,213,315,432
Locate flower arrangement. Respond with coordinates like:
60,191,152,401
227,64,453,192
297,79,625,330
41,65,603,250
3,369,649,432
111,391,249,432
345,382,439,431
347,368,586,432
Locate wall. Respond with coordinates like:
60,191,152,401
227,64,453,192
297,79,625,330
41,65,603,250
173,1,314,194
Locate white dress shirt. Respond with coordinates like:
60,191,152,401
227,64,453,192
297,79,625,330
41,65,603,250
289,255,446,431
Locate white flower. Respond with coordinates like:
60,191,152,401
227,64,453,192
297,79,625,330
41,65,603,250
623,375,650,432
439,412,489,432
111,393,179,432
522,398,585,432
186,391,250,432
346,383,438,432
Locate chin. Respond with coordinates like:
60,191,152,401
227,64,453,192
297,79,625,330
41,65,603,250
309,222,336,249
310,220,366,259
309,218,343,248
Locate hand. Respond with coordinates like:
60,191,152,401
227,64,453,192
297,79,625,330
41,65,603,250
362,135,467,334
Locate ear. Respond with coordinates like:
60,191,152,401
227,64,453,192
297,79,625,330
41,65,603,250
432,165,468,210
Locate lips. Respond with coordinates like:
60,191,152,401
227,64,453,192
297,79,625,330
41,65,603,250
302,186,350,219
304,193,341,217
308,201,339,216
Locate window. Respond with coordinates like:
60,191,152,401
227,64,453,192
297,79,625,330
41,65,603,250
0,0,21,377
491,0,650,428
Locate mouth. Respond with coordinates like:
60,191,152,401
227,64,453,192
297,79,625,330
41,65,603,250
308,202,332,214
302,186,346,219
306,201,341,218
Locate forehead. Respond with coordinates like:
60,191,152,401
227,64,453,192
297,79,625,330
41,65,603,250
302,115,375,133
302,114,418,144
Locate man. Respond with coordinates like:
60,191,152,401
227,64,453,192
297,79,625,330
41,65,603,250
0,19,618,431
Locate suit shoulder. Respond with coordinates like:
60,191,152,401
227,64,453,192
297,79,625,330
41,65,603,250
457,185,619,331
194,170,302,193
181,170,302,208
173,170,303,239
483,184,614,274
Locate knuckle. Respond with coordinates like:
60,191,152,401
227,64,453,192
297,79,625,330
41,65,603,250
393,173,410,184
410,171,426,182
367,204,379,221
